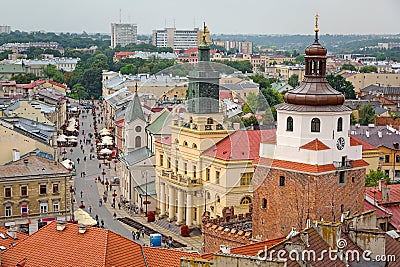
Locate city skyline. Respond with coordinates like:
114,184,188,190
0,0,398,35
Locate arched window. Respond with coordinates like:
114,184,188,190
207,118,213,124
262,198,267,209
311,118,320,132
286,117,293,132
216,195,220,203
192,143,197,149
183,141,188,146
135,136,141,148
135,126,141,132
240,196,252,205
337,117,343,132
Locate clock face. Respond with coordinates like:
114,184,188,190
336,137,345,150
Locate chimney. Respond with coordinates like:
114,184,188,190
382,186,390,202
23,158,28,166
378,179,388,191
56,221,66,231
219,244,230,254
300,231,310,247
6,226,17,239
378,130,382,138
78,224,87,234
366,130,370,138
232,122,240,130
12,149,20,161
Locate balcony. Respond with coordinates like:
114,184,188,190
159,169,201,187
333,160,352,170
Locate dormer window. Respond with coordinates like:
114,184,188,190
286,117,293,132
311,118,320,133
337,117,343,132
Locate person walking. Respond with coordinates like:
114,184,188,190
100,219,104,228
118,202,121,210
113,212,117,220
142,226,145,238
80,191,83,198
132,230,136,240
83,156,86,162
89,205,92,214
99,198,103,207
95,214,98,221
77,158,80,164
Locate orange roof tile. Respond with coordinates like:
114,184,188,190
155,136,172,146
299,138,330,151
350,136,378,150
203,130,275,161
1,221,146,267
143,247,198,267
350,159,369,168
229,237,286,256
258,157,336,173
0,228,28,250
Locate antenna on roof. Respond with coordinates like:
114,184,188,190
119,8,122,23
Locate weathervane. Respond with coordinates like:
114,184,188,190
315,13,319,32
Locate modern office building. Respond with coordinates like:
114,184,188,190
152,27,210,50
110,23,138,48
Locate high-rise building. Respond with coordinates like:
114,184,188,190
110,23,137,48
152,26,210,50
0,25,11,34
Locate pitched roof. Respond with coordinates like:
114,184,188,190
299,138,330,151
1,221,147,267
202,130,275,162
350,125,400,151
125,91,146,123
0,228,28,250
229,237,286,256
155,136,172,146
146,109,172,134
385,233,400,267
142,247,197,267
351,136,379,150
364,200,391,219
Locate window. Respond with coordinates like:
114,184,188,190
262,198,267,209
286,117,293,131
52,183,59,194
240,173,253,185
183,141,188,146
311,118,320,132
240,196,252,205
167,157,171,168
135,136,141,148
160,154,164,167
53,201,60,212
40,184,47,195
194,208,197,220
215,171,220,185
340,204,344,213
21,204,28,216
184,163,188,175
4,187,11,198
396,155,400,163
135,126,141,132
337,117,343,132
5,206,12,217
192,143,197,149
352,177,355,183
193,165,197,178
20,185,28,197
207,118,213,124
279,176,285,186
216,195,220,203
205,168,210,181
339,172,345,184
175,160,178,173
385,155,390,163
40,203,48,214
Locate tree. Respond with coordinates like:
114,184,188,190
288,74,299,88
242,103,253,114
359,104,375,125
341,63,357,71
295,54,305,64
260,87,283,107
68,83,88,100
350,112,358,125
257,92,268,111
360,66,378,73
366,170,390,187
249,74,277,89
42,65,65,84
326,74,356,99
246,92,258,112
120,64,136,75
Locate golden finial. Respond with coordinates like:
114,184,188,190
314,12,319,32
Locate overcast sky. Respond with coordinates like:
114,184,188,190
1,0,398,35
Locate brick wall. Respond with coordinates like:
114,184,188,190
252,166,365,240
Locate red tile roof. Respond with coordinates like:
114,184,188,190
202,130,275,162
115,119,125,128
155,136,172,146
0,228,28,250
385,233,400,267
229,237,286,256
386,205,400,230
114,51,135,57
350,136,378,150
143,247,198,267
364,200,391,219
219,91,233,100
22,79,67,89
299,138,330,151
1,221,146,267
366,184,400,204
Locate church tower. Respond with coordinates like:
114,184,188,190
124,86,147,152
252,15,368,240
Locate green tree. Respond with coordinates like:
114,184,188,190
42,65,65,84
295,54,305,64
341,63,357,71
242,103,253,114
260,87,283,107
10,73,39,84
120,64,136,75
246,92,258,112
366,170,390,187
68,83,88,100
359,104,376,125
257,92,268,111
81,68,102,99
326,74,356,99
241,115,259,127
249,74,277,89
288,74,299,88
360,66,378,73
350,112,358,125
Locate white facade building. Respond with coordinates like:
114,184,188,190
111,23,138,48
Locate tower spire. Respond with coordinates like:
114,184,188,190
314,12,319,42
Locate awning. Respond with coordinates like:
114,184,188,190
99,148,112,155
74,209,97,226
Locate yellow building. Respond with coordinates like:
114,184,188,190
2,99,54,126
344,73,400,93
0,154,71,233
350,136,380,174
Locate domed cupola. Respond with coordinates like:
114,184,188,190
282,14,345,107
